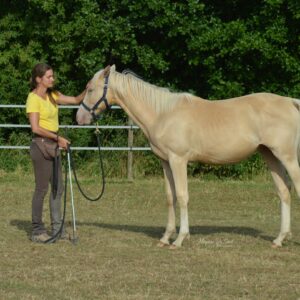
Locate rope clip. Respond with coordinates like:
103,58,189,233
94,121,100,135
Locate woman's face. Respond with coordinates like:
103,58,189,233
36,69,55,89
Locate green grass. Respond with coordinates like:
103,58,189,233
0,171,300,299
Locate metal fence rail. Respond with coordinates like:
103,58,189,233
0,104,151,151
0,104,152,179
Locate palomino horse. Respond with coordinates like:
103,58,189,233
77,65,300,249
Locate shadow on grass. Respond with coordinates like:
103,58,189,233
13,219,299,245
77,221,266,241
10,219,32,237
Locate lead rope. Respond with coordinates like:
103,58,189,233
70,122,106,201
44,125,105,244
44,149,68,244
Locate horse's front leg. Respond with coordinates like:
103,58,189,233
260,147,292,247
168,156,189,249
158,160,177,247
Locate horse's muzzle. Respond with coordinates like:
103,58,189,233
76,107,92,125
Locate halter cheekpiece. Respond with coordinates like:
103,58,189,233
80,74,110,120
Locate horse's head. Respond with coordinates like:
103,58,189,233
76,65,115,125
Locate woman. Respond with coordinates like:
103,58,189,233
26,63,88,243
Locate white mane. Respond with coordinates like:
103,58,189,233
110,71,193,114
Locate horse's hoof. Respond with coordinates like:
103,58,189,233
271,243,282,249
157,241,169,248
169,244,181,250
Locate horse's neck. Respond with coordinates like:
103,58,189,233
111,73,158,138
116,97,155,139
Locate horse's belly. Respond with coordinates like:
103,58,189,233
152,110,261,163
191,151,255,164
189,141,258,164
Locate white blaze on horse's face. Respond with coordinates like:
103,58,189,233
76,69,108,125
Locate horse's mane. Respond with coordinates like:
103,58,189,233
110,70,193,114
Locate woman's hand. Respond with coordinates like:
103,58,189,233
57,136,70,150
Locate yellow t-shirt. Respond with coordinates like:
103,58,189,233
26,92,59,132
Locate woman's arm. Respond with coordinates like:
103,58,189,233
28,112,70,149
56,81,91,105
56,90,86,105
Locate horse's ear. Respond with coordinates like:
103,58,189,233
103,65,111,77
111,64,116,72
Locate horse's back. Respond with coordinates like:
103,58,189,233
150,92,300,163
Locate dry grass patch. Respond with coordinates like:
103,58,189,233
0,172,300,299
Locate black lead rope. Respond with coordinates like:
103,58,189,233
70,127,106,201
44,150,68,244
52,150,58,200
44,128,105,244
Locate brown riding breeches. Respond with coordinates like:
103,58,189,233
30,141,64,235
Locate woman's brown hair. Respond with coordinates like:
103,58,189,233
30,63,57,106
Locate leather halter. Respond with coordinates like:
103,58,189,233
80,75,110,120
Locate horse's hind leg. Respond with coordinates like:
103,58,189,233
260,146,292,247
158,160,177,247
168,155,189,248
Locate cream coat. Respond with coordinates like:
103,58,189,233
77,65,300,248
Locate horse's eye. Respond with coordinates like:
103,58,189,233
88,89,93,94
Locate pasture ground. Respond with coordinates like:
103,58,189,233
0,170,300,299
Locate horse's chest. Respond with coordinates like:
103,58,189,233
149,142,168,160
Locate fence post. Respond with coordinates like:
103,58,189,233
127,118,134,181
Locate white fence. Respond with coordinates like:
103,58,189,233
0,104,151,179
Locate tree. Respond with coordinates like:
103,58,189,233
1,0,300,176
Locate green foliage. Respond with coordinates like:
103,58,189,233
1,0,300,177
188,153,265,180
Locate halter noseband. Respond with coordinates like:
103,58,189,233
80,75,110,120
